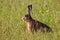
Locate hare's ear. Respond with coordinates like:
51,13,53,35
28,5,32,11
27,5,32,14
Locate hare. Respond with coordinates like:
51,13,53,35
22,5,52,33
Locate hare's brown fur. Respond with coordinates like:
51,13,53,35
22,5,52,33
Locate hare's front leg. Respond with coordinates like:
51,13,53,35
27,23,32,33
27,25,32,33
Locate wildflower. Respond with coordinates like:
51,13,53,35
46,9,49,13
39,10,42,13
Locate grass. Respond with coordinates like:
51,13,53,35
0,0,60,40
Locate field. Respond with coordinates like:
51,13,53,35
0,0,60,40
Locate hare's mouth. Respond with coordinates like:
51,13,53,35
22,17,27,21
22,17,25,21
22,17,31,22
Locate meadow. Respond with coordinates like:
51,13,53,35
0,0,60,40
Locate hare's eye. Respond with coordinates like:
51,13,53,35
25,15,29,17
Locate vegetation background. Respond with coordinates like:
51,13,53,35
0,0,60,40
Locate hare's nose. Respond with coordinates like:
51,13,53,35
22,16,25,20
22,17,24,20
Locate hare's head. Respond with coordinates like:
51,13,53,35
22,14,33,22
22,5,32,22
